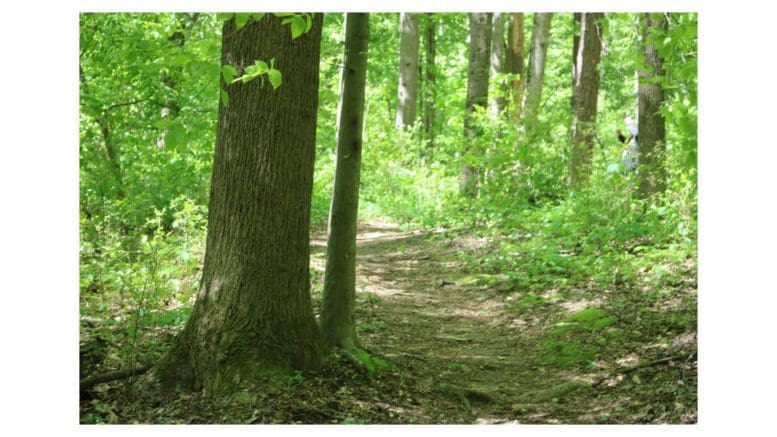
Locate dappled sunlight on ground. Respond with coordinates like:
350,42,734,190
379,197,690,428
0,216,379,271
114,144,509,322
318,220,699,424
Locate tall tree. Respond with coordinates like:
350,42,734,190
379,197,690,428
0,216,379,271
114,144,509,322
396,13,420,131
422,13,437,150
460,12,493,197
568,12,603,187
507,13,525,120
155,14,325,392
637,13,668,198
320,13,370,352
489,13,507,119
523,13,553,133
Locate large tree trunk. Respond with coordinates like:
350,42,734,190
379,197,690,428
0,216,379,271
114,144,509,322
523,13,553,133
396,13,420,131
422,13,437,151
507,13,525,120
155,14,325,393
568,12,603,187
320,13,370,351
460,12,492,198
637,13,668,198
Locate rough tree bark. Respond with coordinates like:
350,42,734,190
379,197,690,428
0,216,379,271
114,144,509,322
320,13,370,352
507,13,525,120
155,14,325,393
422,13,437,151
523,13,553,133
568,12,603,187
460,12,492,198
637,13,668,198
396,13,420,131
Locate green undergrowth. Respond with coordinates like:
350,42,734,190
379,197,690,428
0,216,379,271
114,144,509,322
418,173,696,300
350,348,392,374
541,308,617,367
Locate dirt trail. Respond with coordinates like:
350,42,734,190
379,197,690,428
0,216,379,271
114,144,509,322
311,220,697,424
312,220,568,422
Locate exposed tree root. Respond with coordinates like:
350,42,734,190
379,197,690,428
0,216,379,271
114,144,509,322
432,382,501,411
80,364,153,392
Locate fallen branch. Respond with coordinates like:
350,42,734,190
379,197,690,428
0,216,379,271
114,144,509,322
512,351,696,409
591,351,696,388
80,364,153,391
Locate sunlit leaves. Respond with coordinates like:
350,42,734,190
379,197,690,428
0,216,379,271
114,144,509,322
164,123,188,150
275,13,314,39
224,59,283,90
235,13,251,29
217,12,265,28
169,52,194,67
267,68,283,89
221,64,236,84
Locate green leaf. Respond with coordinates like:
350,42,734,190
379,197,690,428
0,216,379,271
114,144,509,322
217,13,234,22
246,59,268,74
291,17,306,39
305,14,313,32
164,124,187,150
235,13,251,29
251,13,266,22
169,53,193,67
267,69,282,89
189,60,220,80
153,119,176,129
220,89,229,106
221,64,236,84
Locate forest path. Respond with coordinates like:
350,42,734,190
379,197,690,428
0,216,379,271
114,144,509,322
311,219,697,424
311,220,575,423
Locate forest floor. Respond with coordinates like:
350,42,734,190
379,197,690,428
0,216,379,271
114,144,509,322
80,219,697,424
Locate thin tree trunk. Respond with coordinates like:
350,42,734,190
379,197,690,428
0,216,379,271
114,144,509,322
320,13,370,352
460,12,492,198
568,12,603,187
396,13,420,131
79,66,125,199
422,13,437,151
155,14,325,392
637,13,668,198
489,13,507,119
507,13,525,120
523,13,553,133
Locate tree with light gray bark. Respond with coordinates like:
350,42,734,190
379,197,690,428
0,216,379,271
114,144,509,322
396,13,420,131
523,13,553,133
